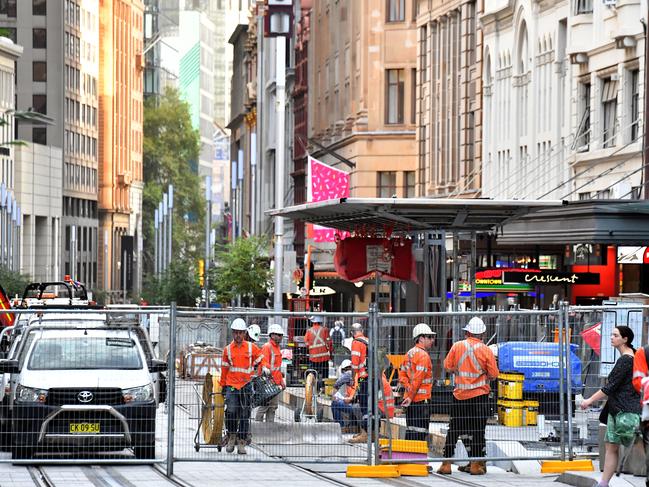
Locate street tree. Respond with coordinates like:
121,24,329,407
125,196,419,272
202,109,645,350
143,87,205,279
0,266,30,298
210,236,272,306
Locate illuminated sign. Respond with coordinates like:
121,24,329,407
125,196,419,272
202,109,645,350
503,271,600,285
475,269,532,291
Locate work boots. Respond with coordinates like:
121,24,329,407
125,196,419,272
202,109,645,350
225,434,236,453
437,461,452,475
348,429,368,444
237,439,247,455
469,461,487,475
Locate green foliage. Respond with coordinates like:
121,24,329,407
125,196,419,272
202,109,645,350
143,87,205,278
0,266,30,299
210,236,272,306
141,257,201,307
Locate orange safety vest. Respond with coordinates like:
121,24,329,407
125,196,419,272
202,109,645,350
444,337,498,400
220,340,264,390
351,335,368,379
399,343,433,403
304,324,331,362
378,373,395,418
261,340,283,386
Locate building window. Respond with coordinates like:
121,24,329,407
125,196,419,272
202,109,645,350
601,77,618,148
33,0,46,15
575,81,591,151
32,127,46,145
33,62,47,82
578,192,591,200
33,28,46,49
1,0,17,18
630,69,640,141
404,171,416,198
574,0,593,14
387,0,405,22
386,69,404,124
32,95,46,114
378,171,397,198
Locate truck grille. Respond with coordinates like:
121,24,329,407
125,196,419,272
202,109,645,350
47,388,124,406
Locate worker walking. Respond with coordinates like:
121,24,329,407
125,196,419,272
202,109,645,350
304,315,333,389
438,317,499,476
349,322,369,444
220,318,269,454
399,323,435,441
255,323,286,422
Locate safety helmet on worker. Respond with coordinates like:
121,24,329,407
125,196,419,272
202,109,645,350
340,359,352,371
351,322,363,333
310,315,324,324
463,316,486,334
412,323,435,340
231,318,247,331
267,323,284,336
247,324,261,342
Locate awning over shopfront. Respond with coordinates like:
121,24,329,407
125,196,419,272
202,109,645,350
498,200,649,245
268,197,565,233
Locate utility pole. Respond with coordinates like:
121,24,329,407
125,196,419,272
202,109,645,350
205,176,212,308
167,184,173,269
154,209,159,276
644,17,649,199
273,35,286,313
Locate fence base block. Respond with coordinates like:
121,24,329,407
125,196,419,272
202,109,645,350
346,465,400,478
540,460,594,473
397,464,430,476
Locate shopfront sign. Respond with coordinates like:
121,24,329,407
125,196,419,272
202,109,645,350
474,269,532,291
503,270,600,285
617,246,649,264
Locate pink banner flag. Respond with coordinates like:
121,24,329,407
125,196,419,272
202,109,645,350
307,156,350,242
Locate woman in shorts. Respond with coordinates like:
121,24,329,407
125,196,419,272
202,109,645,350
580,326,640,487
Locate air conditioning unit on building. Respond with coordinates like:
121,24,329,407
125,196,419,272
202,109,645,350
603,0,617,6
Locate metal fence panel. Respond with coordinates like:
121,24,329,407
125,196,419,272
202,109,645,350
375,310,571,468
171,310,369,463
0,307,169,464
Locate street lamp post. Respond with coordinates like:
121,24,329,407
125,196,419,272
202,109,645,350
154,208,159,276
167,184,173,270
204,176,211,308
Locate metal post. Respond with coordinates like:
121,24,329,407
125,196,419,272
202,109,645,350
8,198,14,271
167,185,173,270
0,183,5,266
470,231,477,311
367,283,377,465
557,301,567,461
564,303,574,460
162,192,169,271
158,201,165,273
250,132,257,235
231,161,237,240
154,209,159,277
70,224,76,279
166,302,177,476
273,35,286,312
370,272,381,465
104,230,109,290
237,149,244,236
205,177,212,308
15,206,20,273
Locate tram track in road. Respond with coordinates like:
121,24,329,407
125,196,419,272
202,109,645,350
27,466,55,487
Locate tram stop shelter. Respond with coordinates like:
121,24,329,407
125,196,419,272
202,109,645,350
269,197,566,311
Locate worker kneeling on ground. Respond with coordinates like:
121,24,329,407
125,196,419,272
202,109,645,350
399,323,435,441
220,318,269,454
255,323,286,422
438,317,499,476
332,359,358,434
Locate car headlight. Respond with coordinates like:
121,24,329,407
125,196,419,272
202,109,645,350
122,384,154,403
16,385,47,403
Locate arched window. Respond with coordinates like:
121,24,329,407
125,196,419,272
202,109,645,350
517,21,529,74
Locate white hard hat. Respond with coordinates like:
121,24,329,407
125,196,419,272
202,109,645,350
463,317,486,334
231,318,247,331
351,322,363,332
340,359,352,370
247,324,261,342
412,323,435,340
268,323,284,336
310,315,324,323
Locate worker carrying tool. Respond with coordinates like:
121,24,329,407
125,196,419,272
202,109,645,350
304,315,333,390
255,323,286,422
348,322,369,444
220,318,269,454
399,323,435,441
438,317,499,476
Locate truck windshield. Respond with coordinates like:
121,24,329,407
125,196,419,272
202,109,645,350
27,337,143,370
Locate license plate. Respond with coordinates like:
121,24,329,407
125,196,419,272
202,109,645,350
69,423,100,433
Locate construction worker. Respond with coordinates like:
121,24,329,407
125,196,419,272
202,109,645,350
304,315,332,389
399,323,435,441
438,317,499,476
349,322,369,444
378,372,395,420
255,323,285,422
220,318,269,455
332,359,358,433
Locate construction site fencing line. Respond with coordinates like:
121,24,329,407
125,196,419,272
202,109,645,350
0,303,641,470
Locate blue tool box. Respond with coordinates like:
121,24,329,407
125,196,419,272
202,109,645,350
498,342,582,393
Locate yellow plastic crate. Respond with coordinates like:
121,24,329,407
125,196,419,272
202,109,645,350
397,464,430,477
378,439,428,454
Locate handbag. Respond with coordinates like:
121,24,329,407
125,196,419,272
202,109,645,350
599,401,609,425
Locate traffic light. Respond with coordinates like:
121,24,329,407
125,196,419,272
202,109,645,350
198,259,205,287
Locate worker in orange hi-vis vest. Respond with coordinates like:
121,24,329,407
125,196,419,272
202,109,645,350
255,323,286,422
348,322,369,444
304,315,332,390
220,318,269,455
399,323,435,442
438,317,499,476
378,372,395,419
